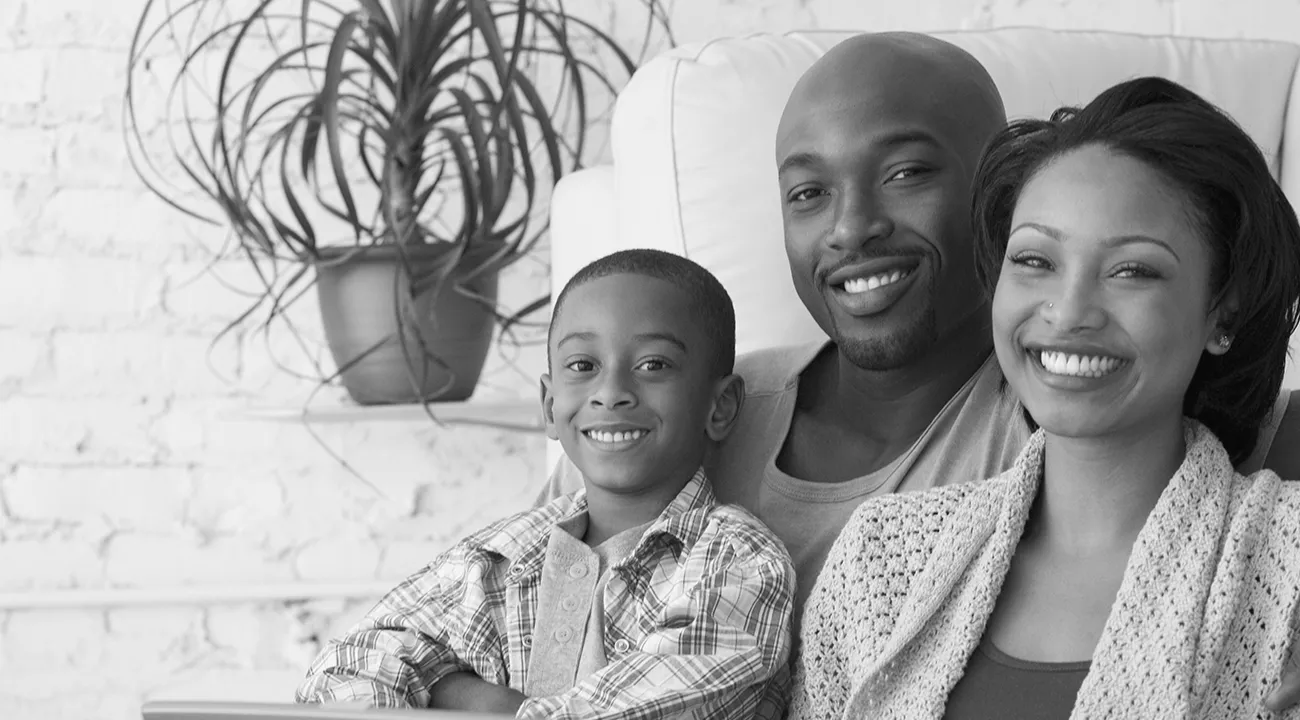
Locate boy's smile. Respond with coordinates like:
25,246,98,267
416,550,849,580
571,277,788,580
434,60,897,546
542,273,728,507
582,425,650,448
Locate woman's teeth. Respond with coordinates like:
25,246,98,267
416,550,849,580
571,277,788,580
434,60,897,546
1038,350,1125,378
843,268,911,294
585,429,647,444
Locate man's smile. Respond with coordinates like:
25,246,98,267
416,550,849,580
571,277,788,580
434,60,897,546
842,267,913,293
825,257,924,317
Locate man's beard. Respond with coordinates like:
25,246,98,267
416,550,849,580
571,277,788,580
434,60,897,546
832,305,938,371
815,249,942,371
829,265,938,371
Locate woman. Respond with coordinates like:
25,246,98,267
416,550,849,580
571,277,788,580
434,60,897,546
790,77,1300,719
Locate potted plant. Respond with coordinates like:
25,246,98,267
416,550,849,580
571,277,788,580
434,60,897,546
123,0,670,404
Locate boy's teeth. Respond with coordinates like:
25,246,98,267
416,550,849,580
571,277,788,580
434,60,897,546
1037,350,1126,378
586,429,647,444
843,268,910,294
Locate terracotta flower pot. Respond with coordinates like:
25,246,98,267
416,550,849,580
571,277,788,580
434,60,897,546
314,242,501,405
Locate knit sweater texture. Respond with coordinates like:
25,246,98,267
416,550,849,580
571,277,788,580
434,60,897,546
791,421,1300,719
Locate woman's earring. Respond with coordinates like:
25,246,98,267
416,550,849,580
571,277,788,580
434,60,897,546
1218,333,1233,350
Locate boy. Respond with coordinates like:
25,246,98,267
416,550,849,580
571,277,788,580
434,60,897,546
297,249,797,719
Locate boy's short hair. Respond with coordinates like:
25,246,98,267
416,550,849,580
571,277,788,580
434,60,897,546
549,249,737,377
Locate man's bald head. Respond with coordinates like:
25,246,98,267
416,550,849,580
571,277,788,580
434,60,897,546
775,33,1007,372
778,32,1006,166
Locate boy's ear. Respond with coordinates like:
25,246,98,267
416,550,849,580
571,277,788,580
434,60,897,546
539,374,559,441
705,373,745,442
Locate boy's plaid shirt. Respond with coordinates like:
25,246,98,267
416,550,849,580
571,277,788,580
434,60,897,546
297,469,796,720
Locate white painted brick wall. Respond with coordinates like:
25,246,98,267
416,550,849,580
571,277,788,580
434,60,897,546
5,1,1300,718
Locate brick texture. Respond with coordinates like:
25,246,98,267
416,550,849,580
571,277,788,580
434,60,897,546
3,1,1295,718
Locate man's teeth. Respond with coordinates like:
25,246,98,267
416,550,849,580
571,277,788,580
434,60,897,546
843,268,910,294
585,429,647,444
1038,350,1125,378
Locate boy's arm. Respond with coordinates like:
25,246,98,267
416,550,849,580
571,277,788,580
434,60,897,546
429,463,585,705
429,672,526,714
518,519,796,720
295,545,510,709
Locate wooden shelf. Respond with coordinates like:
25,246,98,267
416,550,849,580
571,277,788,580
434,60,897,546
230,398,546,433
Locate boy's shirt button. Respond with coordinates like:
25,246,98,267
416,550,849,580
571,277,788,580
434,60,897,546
613,639,632,654
561,596,580,612
568,563,589,579
522,634,533,648
553,626,574,643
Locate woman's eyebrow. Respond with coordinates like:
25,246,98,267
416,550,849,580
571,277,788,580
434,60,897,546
1010,222,1181,261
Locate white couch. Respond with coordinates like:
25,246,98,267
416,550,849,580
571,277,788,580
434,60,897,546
547,27,1300,468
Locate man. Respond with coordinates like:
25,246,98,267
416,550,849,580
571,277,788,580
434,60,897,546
538,31,1300,708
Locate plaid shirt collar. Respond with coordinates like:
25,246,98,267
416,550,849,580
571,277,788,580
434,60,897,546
477,467,716,584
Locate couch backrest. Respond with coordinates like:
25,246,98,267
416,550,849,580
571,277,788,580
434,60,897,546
552,27,1300,387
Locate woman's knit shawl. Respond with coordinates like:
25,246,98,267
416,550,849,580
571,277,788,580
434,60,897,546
792,421,1300,719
